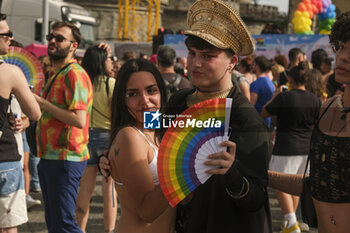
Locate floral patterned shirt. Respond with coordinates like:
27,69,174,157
36,60,93,161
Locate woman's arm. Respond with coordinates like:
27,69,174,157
33,95,87,129
108,127,171,223
249,92,258,106
261,87,283,118
260,106,270,118
268,170,303,196
239,81,250,101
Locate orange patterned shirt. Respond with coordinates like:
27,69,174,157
36,60,93,161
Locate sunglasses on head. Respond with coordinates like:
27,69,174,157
109,56,118,61
0,31,13,38
46,33,75,43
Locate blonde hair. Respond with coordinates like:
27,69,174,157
271,63,285,83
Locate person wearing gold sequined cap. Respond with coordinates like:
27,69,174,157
167,0,272,232
185,0,255,56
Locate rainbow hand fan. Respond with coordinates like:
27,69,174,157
3,46,44,94
158,98,232,207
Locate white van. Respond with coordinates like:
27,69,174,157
1,0,96,48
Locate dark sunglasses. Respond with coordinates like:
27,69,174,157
0,31,13,38
46,33,75,43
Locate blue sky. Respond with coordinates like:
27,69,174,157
258,0,289,13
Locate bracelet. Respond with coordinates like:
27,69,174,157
230,176,246,196
226,177,250,199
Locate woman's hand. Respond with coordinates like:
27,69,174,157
12,117,24,132
204,140,236,175
98,42,112,55
98,154,111,181
33,94,45,109
8,112,16,128
8,113,27,132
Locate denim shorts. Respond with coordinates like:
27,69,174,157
0,189,27,227
0,161,24,197
0,160,27,228
87,128,110,166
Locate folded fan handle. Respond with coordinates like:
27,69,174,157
227,127,232,138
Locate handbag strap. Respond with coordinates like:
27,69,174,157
303,156,310,178
303,97,337,178
43,63,74,99
316,97,336,126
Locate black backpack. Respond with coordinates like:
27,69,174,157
164,74,183,100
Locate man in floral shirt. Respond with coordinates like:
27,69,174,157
34,22,92,233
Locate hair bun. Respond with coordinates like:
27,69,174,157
298,61,308,71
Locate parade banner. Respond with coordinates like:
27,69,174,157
252,34,334,60
164,34,189,58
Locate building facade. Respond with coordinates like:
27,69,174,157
67,0,287,41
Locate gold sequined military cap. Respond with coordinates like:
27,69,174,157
185,0,255,56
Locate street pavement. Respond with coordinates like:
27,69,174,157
19,175,318,233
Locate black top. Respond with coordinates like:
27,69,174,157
169,86,272,233
310,98,350,203
0,95,21,162
278,71,289,87
265,89,320,155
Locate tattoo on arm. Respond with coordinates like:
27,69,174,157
115,148,120,157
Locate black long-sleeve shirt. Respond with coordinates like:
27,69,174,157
168,85,272,233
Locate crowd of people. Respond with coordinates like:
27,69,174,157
0,0,350,233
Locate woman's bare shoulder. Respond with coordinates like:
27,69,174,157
0,63,22,82
0,63,22,74
322,95,338,107
318,95,339,116
110,126,148,155
115,127,145,143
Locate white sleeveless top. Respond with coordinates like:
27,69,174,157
115,127,159,185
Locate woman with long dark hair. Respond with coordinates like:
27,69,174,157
107,59,175,233
305,68,327,103
75,45,117,233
